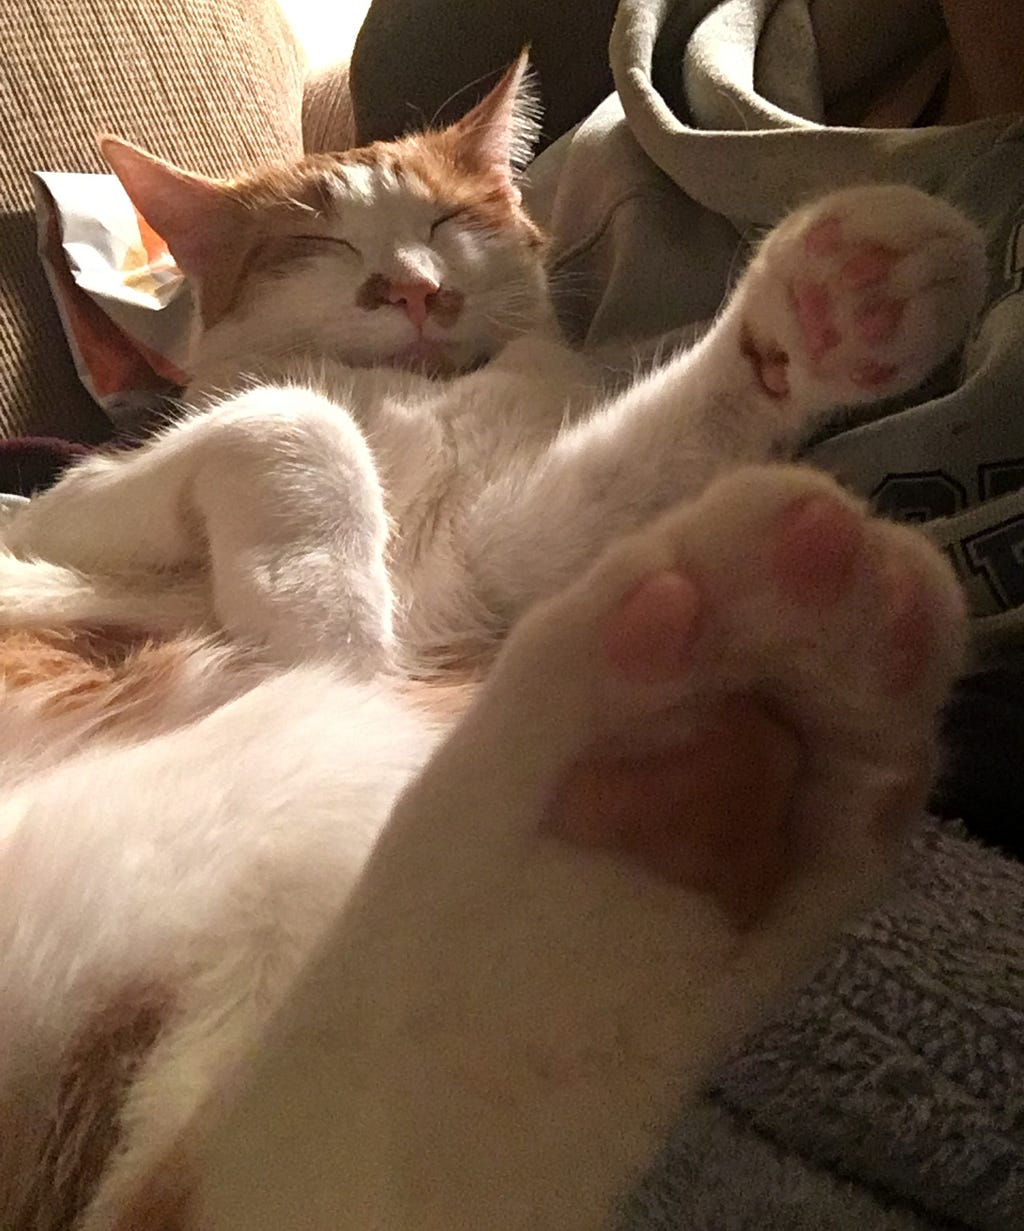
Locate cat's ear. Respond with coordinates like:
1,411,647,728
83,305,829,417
100,137,252,323
448,50,540,193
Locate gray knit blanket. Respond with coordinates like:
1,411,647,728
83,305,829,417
616,822,1024,1229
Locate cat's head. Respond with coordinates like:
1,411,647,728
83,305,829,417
102,54,549,379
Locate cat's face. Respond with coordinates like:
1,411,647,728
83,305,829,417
103,55,549,377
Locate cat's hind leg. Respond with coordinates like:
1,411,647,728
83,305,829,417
184,464,966,1231
3,388,394,671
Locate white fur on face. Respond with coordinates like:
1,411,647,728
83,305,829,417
203,161,551,378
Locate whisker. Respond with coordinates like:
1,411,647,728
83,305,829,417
427,69,503,129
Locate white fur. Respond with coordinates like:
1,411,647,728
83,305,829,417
0,185,984,1229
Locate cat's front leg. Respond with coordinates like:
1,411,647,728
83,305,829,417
181,465,966,1231
3,388,394,670
467,186,985,616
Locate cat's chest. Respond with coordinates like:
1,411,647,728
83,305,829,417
376,337,597,485
440,339,601,450
379,347,598,622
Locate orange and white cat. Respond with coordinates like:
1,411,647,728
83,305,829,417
0,57,983,1230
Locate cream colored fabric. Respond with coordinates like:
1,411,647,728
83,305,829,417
0,0,306,440
303,59,357,155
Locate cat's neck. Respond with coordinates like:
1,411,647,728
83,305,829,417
184,307,566,405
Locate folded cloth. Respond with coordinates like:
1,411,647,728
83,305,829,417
619,1105,933,1230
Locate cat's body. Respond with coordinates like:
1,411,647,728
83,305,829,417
0,59,986,1231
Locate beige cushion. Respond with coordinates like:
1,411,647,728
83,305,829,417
303,59,356,155
0,0,306,440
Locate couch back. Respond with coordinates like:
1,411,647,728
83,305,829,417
0,0,308,441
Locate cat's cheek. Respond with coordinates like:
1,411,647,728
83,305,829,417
448,230,503,279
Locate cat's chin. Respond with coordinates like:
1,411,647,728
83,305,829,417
376,340,486,379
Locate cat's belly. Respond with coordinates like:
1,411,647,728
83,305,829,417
0,663,448,1228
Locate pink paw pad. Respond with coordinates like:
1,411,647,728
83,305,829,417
839,243,899,290
603,571,703,684
881,564,933,695
789,281,841,361
772,495,865,609
854,297,905,345
788,217,911,390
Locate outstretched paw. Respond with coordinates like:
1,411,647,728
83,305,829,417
739,185,985,415
500,463,967,925
265,465,969,1231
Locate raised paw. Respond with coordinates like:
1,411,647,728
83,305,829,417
187,469,968,1231
345,463,971,1229
496,463,968,926
738,185,986,415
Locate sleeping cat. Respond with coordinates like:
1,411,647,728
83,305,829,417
0,56,984,1231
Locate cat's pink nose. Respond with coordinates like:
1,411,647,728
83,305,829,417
384,277,440,329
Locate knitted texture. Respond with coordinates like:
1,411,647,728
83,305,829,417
617,822,1024,1230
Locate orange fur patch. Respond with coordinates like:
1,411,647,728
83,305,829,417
222,135,543,244
1,629,207,734
331,136,545,247
13,985,171,1231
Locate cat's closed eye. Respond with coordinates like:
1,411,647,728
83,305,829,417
429,209,467,238
291,235,361,257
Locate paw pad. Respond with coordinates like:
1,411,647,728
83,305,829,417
789,230,907,377
742,186,984,411
854,297,904,345
789,282,841,361
772,495,865,609
838,243,898,290
603,571,702,684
